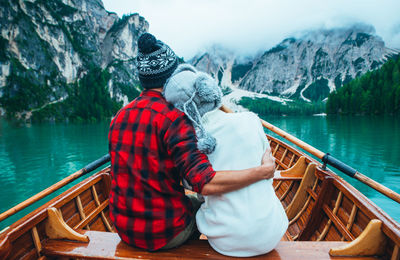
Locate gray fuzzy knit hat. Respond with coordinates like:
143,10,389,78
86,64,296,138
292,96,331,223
136,33,178,89
164,64,222,154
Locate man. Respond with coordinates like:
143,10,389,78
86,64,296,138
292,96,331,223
108,33,276,251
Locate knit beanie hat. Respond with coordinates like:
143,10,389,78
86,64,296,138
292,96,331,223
164,64,222,154
136,33,179,89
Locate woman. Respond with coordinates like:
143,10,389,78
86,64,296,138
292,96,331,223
163,64,288,257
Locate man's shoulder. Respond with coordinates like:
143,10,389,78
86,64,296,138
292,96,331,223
126,95,186,122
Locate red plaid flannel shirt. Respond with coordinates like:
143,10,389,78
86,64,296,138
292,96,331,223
108,90,215,251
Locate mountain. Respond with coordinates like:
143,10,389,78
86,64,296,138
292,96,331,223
190,45,256,89
191,25,398,103
190,46,252,87
0,0,148,120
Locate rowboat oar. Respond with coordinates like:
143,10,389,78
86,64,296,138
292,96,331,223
0,154,111,222
220,105,400,204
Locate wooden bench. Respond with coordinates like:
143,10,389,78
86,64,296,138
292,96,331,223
41,230,376,259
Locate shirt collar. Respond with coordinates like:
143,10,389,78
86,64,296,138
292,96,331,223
140,89,164,98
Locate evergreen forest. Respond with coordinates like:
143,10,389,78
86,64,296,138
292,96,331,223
30,68,128,122
326,56,400,115
0,65,135,123
239,97,325,116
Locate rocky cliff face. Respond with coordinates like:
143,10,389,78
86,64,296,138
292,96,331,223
192,25,398,103
0,0,148,118
190,45,255,90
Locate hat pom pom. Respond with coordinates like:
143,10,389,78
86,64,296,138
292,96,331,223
197,132,217,154
138,33,157,54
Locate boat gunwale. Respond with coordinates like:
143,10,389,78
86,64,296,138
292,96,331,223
0,167,111,244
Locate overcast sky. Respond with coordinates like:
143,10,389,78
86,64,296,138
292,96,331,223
102,0,400,60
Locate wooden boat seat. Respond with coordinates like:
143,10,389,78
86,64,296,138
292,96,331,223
279,156,308,178
41,230,376,259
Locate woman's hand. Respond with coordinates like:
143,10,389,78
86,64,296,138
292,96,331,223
260,149,276,179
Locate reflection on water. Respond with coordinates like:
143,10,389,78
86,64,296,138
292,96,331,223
262,115,400,223
0,115,399,230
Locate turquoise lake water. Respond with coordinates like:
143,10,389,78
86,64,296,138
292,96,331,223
0,115,399,230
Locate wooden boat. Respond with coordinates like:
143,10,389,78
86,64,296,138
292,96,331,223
1,109,400,259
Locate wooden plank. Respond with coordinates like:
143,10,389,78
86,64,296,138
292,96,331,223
391,245,399,260
101,172,112,200
283,231,294,241
317,191,343,241
289,196,311,226
61,199,81,226
307,188,318,200
31,226,42,256
274,181,283,191
6,232,37,259
336,206,351,228
279,182,294,201
298,177,335,241
288,153,296,168
76,195,90,230
275,159,287,170
0,236,11,259
91,185,101,206
343,204,358,241
285,163,316,220
74,200,109,230
274,177,303,182
323,205,355,241
272,143,280,157
92,186,113,232
15,249,38,260
280,149,288,163
41,230,376,260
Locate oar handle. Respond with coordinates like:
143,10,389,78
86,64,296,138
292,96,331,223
0,154,111,223
322,153,357,177
220,105,400,204
84,154,111,173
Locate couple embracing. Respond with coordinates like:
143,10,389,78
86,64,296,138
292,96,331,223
108,33,288,257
